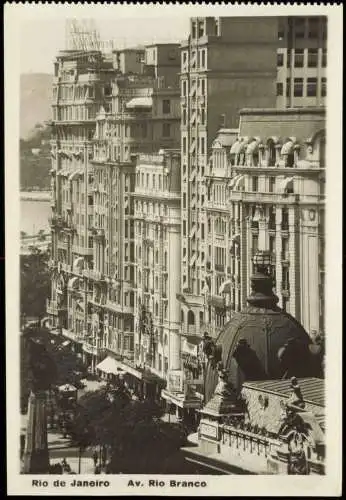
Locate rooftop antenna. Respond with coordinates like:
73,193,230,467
65,18,102,52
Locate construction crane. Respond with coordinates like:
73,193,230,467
65,18,102,52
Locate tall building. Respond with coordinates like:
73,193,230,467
131,149,181,398
205,107,325,339
179,17,280,342
47,50,114,355
179,15,327,342
47,44,181,375
276,16,327,108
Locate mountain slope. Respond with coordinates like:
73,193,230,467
20,73,53,139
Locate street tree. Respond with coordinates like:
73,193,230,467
67,385,189,473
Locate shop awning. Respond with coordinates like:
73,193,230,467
219,280,233,294
234,175,245,190
126,97,153,109
68,277,79,290
96,356,126,375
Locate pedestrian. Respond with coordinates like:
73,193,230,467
92,450,98,468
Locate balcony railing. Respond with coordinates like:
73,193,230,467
61,328,84,343
82,341,104,356
46,299,58,316
215,264,224,273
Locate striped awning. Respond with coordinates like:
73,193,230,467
189,253,197,267
68,277,79,290
278,177,294,194
219,280,233,294
126,97,153,109
234,175,245,190
96,356,126,375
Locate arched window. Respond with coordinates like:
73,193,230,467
138,270,141,285
164,251,168,270
155,250,159,264
187,310,195,326
155,302,159,317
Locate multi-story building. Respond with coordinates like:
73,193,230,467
47,45,181,374
276,16,327,108
179,15,327,351
205,107,325,338
179,16,279,342
47,50,114,367
132,149,181,399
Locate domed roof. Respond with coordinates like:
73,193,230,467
204,255,318,404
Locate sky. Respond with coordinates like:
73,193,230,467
20,16,190,75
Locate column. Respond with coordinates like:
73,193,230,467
22,391,50,474
275,207,283,307
288,206,299,320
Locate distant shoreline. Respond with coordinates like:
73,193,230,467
20,191,51,202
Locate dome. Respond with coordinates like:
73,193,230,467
204,253,318,404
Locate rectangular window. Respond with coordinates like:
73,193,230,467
182,137,187,154
276,82,283,96
307,49,318,68
286,50,292,68
183,193,186,209
308,17,319,38
200,137,205,155
192,22,197,39
294,78,304,97
201,50,206,68
252,176,258,192
183,220,186,236
201,79,205,96
278,22,285,40
321,77,327,97
294,49,304,68
286,78,291,98
269,177,276,193
163,123,170,137
162,100,170,114
277,52,284,67
322,49,327,68
198,21,204,38
294,18,306,39
307,77,318,97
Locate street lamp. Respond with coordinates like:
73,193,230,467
252,250,273,275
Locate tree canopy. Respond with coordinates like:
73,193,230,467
20,247,50,320
68,385,189,473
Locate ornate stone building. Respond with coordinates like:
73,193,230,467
205,107,325,339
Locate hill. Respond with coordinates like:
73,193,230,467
20,73,53,139
20,124,52,191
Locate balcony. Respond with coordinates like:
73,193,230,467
82,341,104,356
281,253,290,266
46,298,67,315
61,262,72,273
61,328,84,343
72,245,94,256
57,239,69,251
46,299,58,316
215,264,224,273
